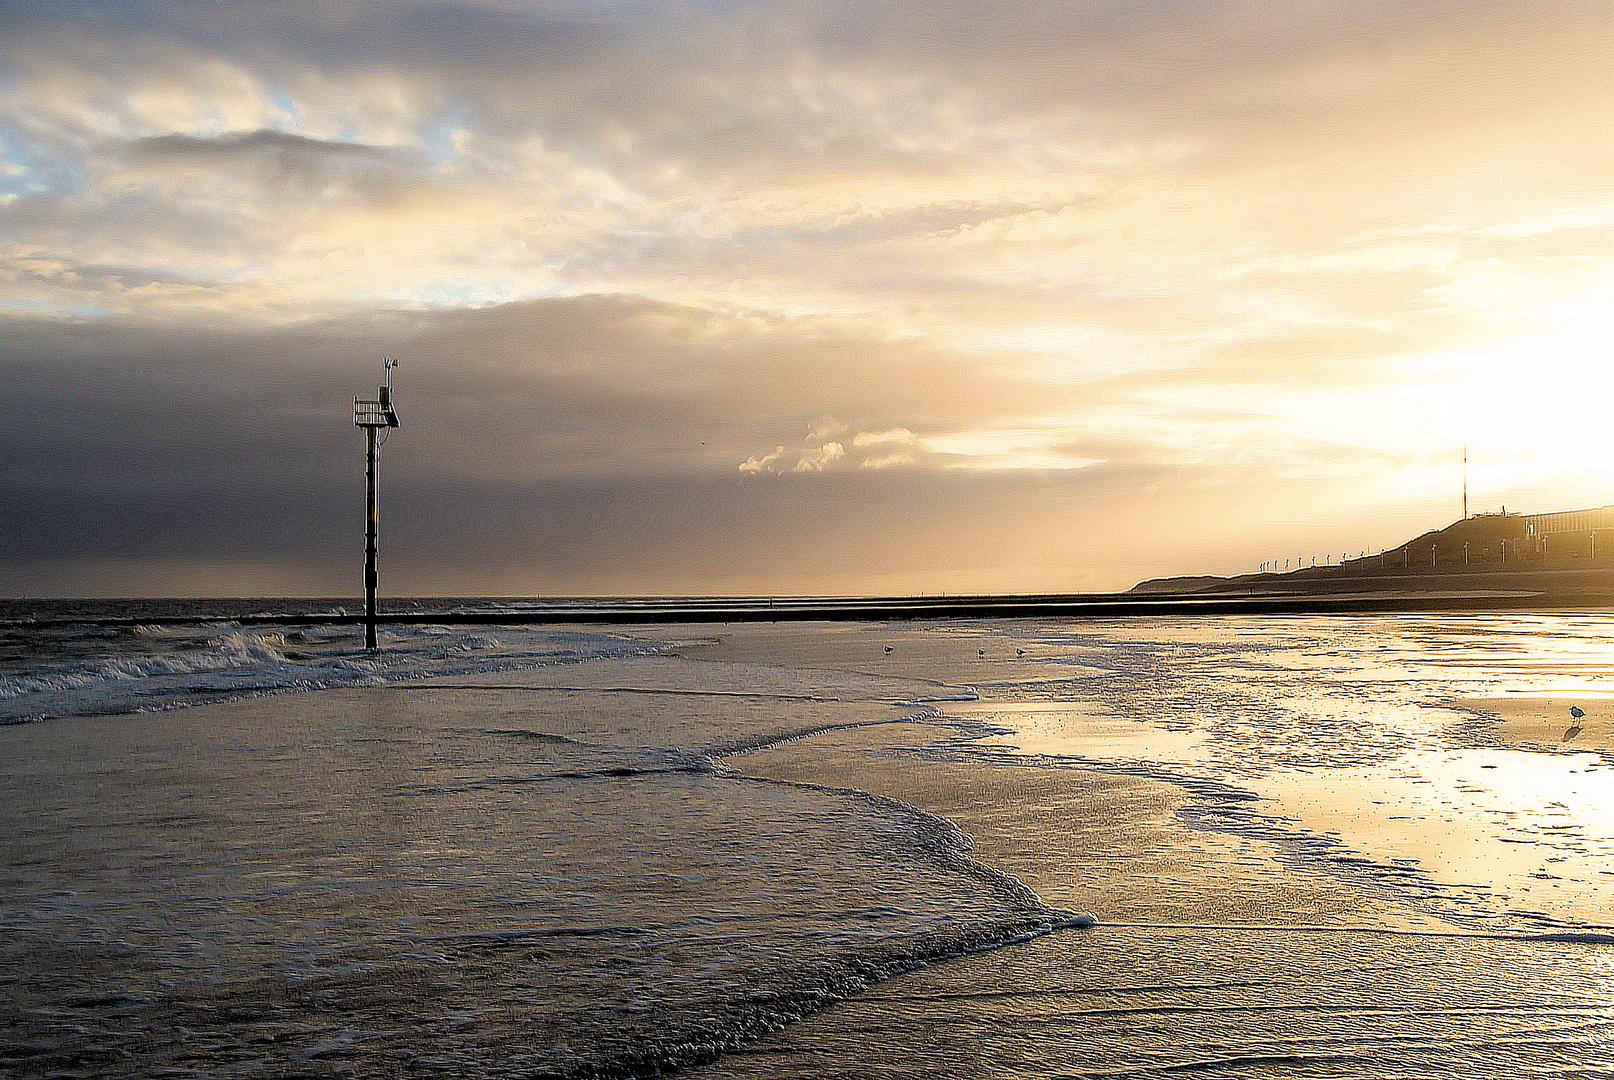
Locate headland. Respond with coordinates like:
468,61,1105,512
1133,504,1614,610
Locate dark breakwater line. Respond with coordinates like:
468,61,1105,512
122,590,1614,625
10,589,1614,630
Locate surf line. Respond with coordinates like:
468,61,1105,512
384,683,847,702
1083,919,1614,944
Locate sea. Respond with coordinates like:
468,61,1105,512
4,599,1614,1077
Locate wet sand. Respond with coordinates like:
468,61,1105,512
687,921,1614,1080
1462,695,1614,753
683,621,1498,933
732,722,1425,931
684,638,1614,1079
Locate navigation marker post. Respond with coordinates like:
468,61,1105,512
354,358,401,651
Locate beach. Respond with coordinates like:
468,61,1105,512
1464,694,1614,754
5,609,1614,1076
693,632,1614,1076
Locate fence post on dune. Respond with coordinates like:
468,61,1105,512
354,358,401,652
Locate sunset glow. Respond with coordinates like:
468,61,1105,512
6,1,1614,595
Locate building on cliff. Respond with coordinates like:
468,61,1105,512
1369,504,1614,569
1522,505,1614,558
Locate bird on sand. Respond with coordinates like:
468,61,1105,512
978,648,985,657
1017,648,1025,656
1571,705,1586,720
883,645,893,654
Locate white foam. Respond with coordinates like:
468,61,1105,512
0,623,657,723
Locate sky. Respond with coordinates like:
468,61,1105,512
5,0,1614,597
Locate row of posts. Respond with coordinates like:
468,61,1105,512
1262,532,1602,574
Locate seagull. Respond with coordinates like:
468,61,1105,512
1570,705,1586,720
883,645,893,654
1017,648,1025,656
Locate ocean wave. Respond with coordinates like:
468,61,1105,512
1,630,311,697
0,624,659,723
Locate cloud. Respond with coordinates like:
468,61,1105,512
122,129,422,196
851,427,916,449
736,422,924,474
8,1,1610,339
739,419,884,474
792,440,843,473
6,1,1614,593
738,446,785,474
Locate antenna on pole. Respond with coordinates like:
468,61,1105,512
1462,445,1468,520
355,359,401,651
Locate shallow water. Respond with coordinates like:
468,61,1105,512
695,926,1614,1079
2,675,1048,1077
928,614,1614,932
5,609,1614,1076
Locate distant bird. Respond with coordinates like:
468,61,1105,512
883,645,893,654
1571,705,1586,720
1017,648,1025,656
978,648,985,657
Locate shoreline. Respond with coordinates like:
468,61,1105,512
11,588,1614,629
680,623,1614,1078
12,616,1614,1077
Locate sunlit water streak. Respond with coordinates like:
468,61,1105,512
937,614,1614,931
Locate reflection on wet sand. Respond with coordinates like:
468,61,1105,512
1465,695,1614,754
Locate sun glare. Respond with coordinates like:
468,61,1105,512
1423,298,1614,495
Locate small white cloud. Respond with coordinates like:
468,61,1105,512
739,445,786,474
742,420,918,476
851,427,917,448
791,440,845,472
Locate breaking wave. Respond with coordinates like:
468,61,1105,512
0,621,657,724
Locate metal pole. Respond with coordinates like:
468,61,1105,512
366,423,378,651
